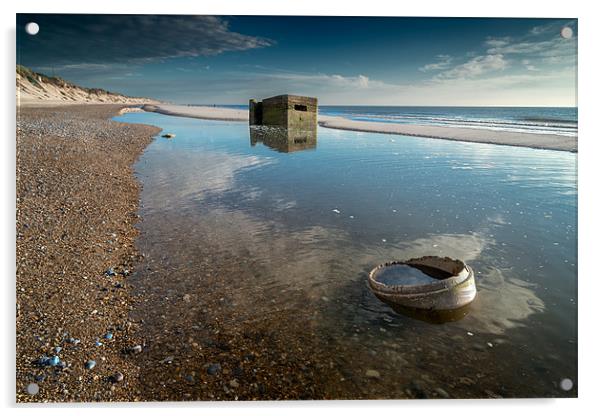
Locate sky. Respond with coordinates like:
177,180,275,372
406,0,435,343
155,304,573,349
17,15,577,106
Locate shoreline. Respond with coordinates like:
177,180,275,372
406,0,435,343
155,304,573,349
142,104,577,153
16,104,161,402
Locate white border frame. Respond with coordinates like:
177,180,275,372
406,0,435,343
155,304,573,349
2,1,600,414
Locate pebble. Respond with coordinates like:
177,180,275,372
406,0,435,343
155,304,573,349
129,345,143,354
95,340,103,347
106,267,116,276
35,356,49,367
487,342,494,348
85,360,96,370
110,372,124,383
48,356,60,367
229,379,240,388
161,356,174,364
365,369,381,379
104,332,113,340
183,294,191,303
26,383,39,395
410,381,428,398
434,387,450,398
54,346,62,354
467,331,474,336
207,363,221,375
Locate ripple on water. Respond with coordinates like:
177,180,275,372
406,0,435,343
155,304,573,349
121,112,576,398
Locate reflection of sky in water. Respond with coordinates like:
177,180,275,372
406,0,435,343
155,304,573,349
373,264,442,286
118,112,577,393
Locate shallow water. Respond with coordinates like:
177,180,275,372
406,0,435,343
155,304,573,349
116,112,577,399
373,264,442,286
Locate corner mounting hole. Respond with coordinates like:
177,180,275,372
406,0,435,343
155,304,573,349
560,378,573,391
25,22,39,35
560,26,573,39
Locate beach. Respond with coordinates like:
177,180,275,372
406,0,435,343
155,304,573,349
16,104,161,402
143,104,577,152
15,104,345,401
15,102,577,401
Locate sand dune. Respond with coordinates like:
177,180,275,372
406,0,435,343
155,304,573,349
17,65,160,106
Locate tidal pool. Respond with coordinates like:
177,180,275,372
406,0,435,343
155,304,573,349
115,112,577,399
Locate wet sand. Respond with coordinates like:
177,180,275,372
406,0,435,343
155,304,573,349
143,104,248,122
142,104,577,152
16,104,161,402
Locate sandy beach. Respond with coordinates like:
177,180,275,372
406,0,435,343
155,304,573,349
142,104,577,152
143,104,248,122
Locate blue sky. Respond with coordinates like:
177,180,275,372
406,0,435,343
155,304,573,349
17,15,577,106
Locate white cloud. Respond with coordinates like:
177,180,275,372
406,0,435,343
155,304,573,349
435,54,508,80
485,26,577,69
35,63,114,72
419,54,452,72
266,72,377,90
521,60,538,71
484,37,511,48
530,20,576,36
357,74,370,88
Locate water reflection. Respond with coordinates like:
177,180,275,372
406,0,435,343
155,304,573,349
119,111,576,398
387,303,473,324
467,267,545,334
250,126,317,153
357,232,545,331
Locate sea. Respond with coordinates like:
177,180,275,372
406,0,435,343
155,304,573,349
210,105,578,137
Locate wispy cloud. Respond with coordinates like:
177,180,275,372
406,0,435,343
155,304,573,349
257,71,377,90
419,54,452,72
434,54,508,80
416,20,576,92
529,19,576,36
484,20,577,67
191,63,574,106
521,59,539,72
485,38,575,57
484,37,511,48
